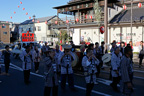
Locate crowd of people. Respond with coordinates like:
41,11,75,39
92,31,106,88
0,40,144,96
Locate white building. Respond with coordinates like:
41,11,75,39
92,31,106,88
19,16,59,42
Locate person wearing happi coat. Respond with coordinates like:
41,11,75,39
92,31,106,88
120,46,133,96
110,47,121,92
60,44,77,91
41,42,50,56
44,48,59,96
34,46,41,73
82,48,99,96
20,45,34,84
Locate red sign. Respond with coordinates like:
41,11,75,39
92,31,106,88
22,31,34,42
100,26,104,34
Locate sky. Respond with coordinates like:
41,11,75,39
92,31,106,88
0,0,70,23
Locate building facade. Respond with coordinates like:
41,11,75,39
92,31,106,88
0,21,10,44
19,16,59,42
52,0,144,48
52,0,122,45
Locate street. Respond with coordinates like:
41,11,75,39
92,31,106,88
0,54,144,96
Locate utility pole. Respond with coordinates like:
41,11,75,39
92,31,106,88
131,0,133,42
104,0,108,45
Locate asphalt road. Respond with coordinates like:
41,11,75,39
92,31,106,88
0,55,144,96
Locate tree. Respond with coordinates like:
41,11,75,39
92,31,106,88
56,30,69,45
93,0,102,26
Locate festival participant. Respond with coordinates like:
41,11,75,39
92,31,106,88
119,42,125,56
110,47,121,92
129,41,133,61
93,42,101,77
60,44,77,91
139,41,144,68
110,41,117,53
88,43,94,50
34,46,41,73
82,48,99,96
120,46,133,96
70,41,75,52
99,41,106,69
3,45,11,75
44,48,59,96
41,42,50,56
20,45,34,84
55,45,62,65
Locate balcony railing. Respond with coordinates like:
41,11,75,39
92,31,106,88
51,15,104,26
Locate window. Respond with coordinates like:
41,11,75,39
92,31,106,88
109,9,111,17
117,7,118,11
69,7,72,10
30,34,32,36
48,25,51,30
3,32,7,34
27,34,29,36
77,5,80,9
29,28,32,32
86,4,89,8
24,34,26,36
2,26,6,28
38,26,41,31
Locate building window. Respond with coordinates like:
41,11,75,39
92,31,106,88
2,26,6,28
77,5,80,9
69,7,72,10
38,26,41,31
29,28,32,32
3,32,7,35
86,4,89,8
117,7,118,11
109,9,111,17
48,25,51,30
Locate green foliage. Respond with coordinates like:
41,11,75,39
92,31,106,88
93,0,102,26
57,30,69,45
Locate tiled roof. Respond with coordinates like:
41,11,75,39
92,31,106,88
110,7,144,23
20,15,57,25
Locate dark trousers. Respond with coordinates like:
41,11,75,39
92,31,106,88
96,65,100,77
139,54,144,66
111,77,120,90
35,62,39,71
24,70,30,84
0,67,1,74
4,61,10,73
61,74,74,89
86,83,94,96
44,86,58,96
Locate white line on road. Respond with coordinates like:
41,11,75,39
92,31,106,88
7,63,112,96
101,70,144,80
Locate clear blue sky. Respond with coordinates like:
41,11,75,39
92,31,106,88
0,0,70,23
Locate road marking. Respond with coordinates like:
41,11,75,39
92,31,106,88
101,70,144,80
133,70,144,73
7,63,112,96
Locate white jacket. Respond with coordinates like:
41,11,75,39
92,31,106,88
20,50,34,70
111,52,121,77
